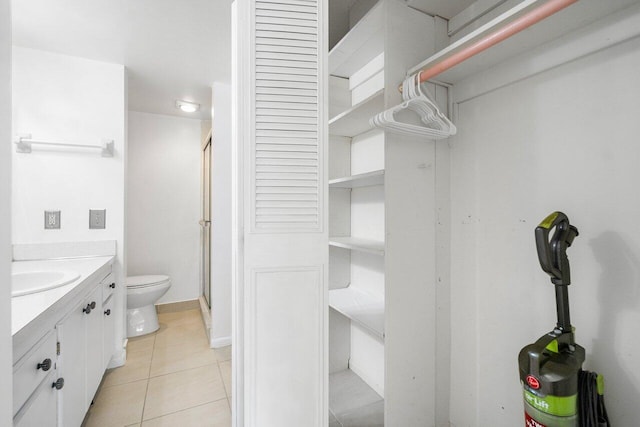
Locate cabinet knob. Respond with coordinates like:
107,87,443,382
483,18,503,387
37,358,52,371
52,378,64,390
90,301,96,309
83,304,92,314
104,309,111,316
109,283,116,289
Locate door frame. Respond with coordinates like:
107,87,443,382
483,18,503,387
200,130,213,307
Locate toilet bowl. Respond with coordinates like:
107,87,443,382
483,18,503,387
126,275,171,338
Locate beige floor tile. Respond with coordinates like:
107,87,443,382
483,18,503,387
127,333,156,353
157,309,202,328
214,345,231,362
150,341,217,377
143,364,227,420
83,379,147,427
103,348,153,387
219,360,231,397
153,323,208,349
141,399,231,427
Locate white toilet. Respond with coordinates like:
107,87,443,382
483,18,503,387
126,275,171,338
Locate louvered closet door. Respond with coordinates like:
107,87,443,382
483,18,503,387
234,0,327,426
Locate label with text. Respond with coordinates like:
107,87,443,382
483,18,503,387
525,412,547,427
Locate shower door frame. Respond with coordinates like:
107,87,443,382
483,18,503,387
200,131,212,308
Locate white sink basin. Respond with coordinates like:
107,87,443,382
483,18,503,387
12,270,80,297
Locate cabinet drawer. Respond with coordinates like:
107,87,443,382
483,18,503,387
13,370,58,427
13,330,57,415
102,273,116,302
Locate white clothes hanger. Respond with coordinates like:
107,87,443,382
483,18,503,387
370,72,456,139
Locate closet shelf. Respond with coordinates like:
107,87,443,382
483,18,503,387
329,287,385,339
408,0,637,84
329,170,384,189
329,1,384,78
329,89,383,138
329,237,384,256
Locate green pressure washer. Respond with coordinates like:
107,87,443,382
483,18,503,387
519,212,611,427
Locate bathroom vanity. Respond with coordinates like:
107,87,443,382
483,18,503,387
11,255,116,426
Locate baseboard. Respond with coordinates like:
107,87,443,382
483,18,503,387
198,296,212,330
108,340,127,369
156,299,200,313
211,335,232,348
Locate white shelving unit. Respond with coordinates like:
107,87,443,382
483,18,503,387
329,169,384,189
327,0,441,424
329,237,384,256
327,2,387,423
329,287,385,339
328,89,383,137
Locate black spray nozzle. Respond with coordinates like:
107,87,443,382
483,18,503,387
535,211,579,286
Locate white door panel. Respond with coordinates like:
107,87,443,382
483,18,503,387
234,0,327,425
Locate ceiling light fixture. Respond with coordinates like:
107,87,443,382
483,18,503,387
176,100,200,113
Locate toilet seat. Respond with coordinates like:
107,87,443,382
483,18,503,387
126,275,170,289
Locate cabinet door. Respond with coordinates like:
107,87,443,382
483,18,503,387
85,285,104,405
103,295,115,370
235,1,327,424
14,371,58,427
57,301,87,427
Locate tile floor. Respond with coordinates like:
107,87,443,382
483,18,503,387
83,308,231,427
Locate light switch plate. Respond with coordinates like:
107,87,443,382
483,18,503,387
89,209,106,229
44,211,61,229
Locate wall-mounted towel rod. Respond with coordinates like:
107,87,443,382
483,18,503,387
14,134,114,157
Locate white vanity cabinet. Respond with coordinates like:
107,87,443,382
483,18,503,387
12,256,116,427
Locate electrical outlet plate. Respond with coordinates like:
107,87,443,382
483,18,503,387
89,209,106,229
44,211,61,229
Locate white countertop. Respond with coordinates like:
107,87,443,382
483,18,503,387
12,256,114,336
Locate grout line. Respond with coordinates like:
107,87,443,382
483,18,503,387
148,361,219,380
139,331,157,424
139,372,152,423
139,397,229,423
216,359,230,398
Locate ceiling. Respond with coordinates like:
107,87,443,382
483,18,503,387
12,0,475,120
11,0,232,120
405,0,475,19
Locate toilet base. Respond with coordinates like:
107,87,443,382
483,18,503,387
127,304,159,338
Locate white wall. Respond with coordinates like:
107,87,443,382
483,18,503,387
0,0,12,423
11,47,127,365
449,35,640,426
127,111,202,304
328,0,349,49
210,82,232,346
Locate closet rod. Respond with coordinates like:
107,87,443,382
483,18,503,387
405,0,578,87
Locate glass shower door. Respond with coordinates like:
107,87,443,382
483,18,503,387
201,136,212,307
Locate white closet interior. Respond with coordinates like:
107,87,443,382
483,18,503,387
327,0,446,424
325,0,640,425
